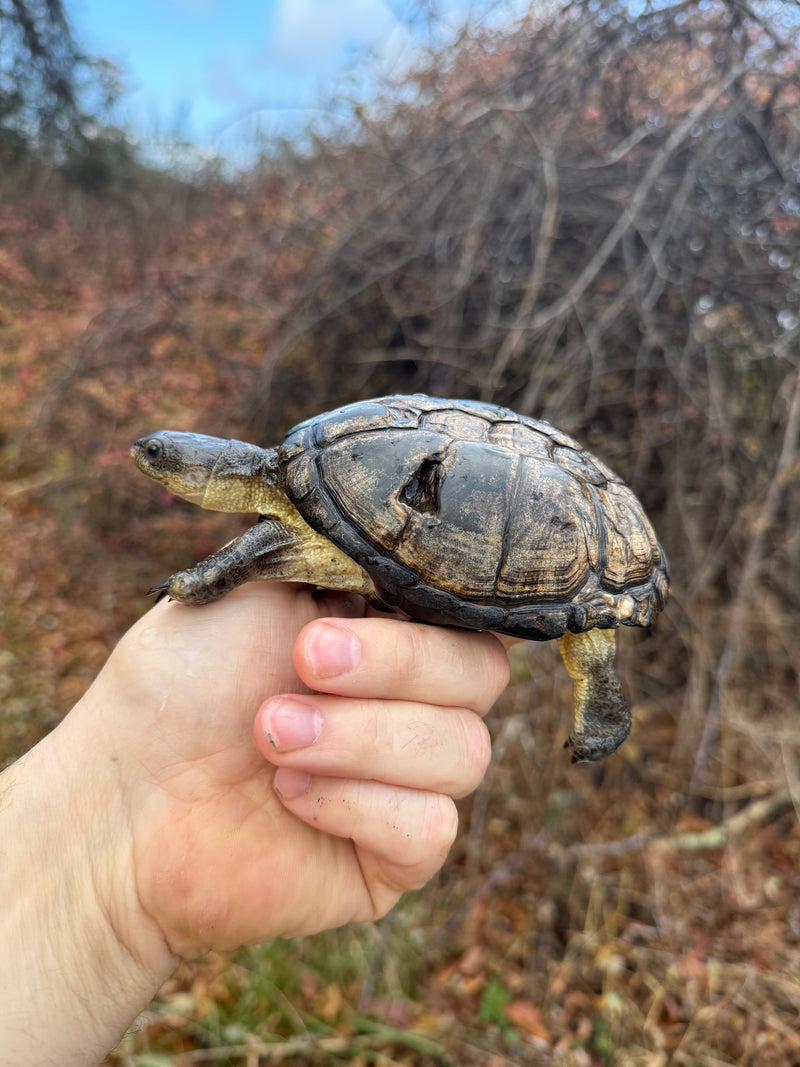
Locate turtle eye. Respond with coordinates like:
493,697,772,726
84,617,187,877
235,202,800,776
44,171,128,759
400,458,441,515
145,439,163,460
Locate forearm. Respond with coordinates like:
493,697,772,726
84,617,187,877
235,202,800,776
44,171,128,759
0,711,175,1067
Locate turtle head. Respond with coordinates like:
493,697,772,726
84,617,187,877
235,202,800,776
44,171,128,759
132,430,284,514
131,431,228,505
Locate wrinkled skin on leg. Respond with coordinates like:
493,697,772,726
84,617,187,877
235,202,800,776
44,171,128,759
557,628,631,762
151,519,377,605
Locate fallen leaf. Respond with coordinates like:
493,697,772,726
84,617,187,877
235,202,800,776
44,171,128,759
504,998,551,1041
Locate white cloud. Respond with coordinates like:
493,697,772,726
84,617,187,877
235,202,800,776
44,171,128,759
268,0,399,67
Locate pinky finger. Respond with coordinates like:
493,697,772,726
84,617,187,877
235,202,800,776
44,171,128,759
273,768,459,903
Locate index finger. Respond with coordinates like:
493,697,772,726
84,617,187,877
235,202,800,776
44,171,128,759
292,617,510,715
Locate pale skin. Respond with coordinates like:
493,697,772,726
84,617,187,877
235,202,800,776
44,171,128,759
0,582,510,1067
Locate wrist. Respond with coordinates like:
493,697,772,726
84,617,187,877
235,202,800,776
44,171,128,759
0,698,176,1066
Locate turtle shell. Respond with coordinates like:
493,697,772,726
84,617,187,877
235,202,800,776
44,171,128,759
278,395,669,641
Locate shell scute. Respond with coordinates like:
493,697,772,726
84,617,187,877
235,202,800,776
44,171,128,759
420,410,489,441
495,457,595,602
551,444,610,487
487,421,552,459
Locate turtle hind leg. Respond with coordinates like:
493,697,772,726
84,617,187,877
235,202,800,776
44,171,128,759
556,628,631,762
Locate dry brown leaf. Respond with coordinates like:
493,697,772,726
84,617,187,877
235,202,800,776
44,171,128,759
504,998,551,1042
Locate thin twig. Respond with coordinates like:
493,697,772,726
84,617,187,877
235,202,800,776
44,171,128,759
482,138,560,398
529,62,746,334
692,366,800,784
514,786,794,860
159,1024,450,1065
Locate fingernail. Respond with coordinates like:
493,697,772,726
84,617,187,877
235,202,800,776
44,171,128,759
264,698,323,751
305,622,360,678
273,768,311,800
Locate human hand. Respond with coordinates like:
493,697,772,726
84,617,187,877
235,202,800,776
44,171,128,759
99,583,508,959
1,582,509,1065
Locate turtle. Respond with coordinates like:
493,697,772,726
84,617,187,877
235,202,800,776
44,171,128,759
131,394,669,761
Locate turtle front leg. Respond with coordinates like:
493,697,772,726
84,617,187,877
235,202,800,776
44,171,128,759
150,518,376,605
556,628,631,762
149,519,301,604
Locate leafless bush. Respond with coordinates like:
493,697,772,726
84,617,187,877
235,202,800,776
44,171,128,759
239,0,800,785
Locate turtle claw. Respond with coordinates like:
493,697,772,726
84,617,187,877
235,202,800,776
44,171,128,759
564,733,616,763
564,736,588,764
147,580,173,602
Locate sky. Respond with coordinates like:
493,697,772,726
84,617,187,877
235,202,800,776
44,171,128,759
69,0,514,160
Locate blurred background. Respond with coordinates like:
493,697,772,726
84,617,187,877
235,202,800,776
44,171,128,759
2,0,800,1063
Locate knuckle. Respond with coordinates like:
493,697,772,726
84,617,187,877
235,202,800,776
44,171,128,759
466,713,493,781
398,795,458,879
396,625,510,702
391,623,429,680
425,794,460,857
372,793,460,897
449,631,510,709
360,700,395,757
444,712,492,797
480,634,512,701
